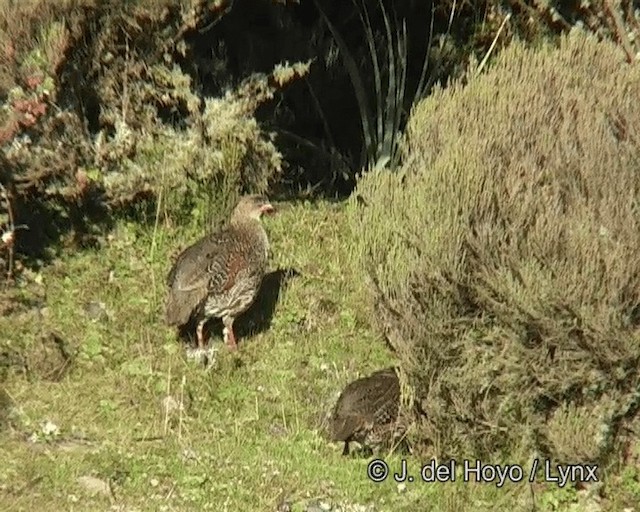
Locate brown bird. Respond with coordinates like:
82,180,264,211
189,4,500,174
330,366,409,456
165,194,275,351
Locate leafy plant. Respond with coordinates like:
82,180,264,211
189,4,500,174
314,0,432,171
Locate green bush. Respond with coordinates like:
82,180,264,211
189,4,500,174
0,1,310,262
94,79,284,229
348,29,640,464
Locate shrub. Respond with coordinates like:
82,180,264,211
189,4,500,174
0,0,308,264
348,29,640,464
93,71,287,228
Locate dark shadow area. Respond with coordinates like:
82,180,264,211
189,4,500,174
236,267,301,338
176,267,301,347
13,191,112,259
1,140,113,271
0,0,481,273
180,0,445,198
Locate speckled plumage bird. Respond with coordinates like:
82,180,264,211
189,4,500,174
330,366,410,456
165,194,275,351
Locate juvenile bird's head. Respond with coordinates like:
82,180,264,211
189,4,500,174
231,194,275,222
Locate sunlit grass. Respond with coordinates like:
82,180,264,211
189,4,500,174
1,200,637,511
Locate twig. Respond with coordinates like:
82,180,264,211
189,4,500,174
133,436,165,442
155,0,234,61
604,0,636,64
163,365,171,436
178,374,186,440
476,13,512,77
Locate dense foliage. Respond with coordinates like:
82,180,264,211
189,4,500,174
349,30,640,464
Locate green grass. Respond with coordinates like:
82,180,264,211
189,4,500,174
0,199,637,511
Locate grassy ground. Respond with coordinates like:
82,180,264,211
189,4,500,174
0,199,635,511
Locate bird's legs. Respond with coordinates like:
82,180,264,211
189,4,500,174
196,319,206,350
222,316,237,351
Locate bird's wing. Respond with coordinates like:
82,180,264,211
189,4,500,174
168,227,252,296
164,232,225,326
331,413,366,441
216,250,247,293
169,233,221,290
370,383,400,423
205,224,268,295
356,372,400,423
166,228,245,326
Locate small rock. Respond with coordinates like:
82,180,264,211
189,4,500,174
277,501,292,512
161,395,184,415
269,422,288,438
41,420,59,437
306,501,332,512
181,448,198,461
83,301,109,322
342,505,374,512
365,506,375,512
77,475,111,496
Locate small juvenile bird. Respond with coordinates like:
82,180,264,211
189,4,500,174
330,366,410,456
165,194,275,351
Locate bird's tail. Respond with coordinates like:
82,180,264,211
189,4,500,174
164,292,192,327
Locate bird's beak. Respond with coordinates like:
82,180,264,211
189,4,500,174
260,203,276,215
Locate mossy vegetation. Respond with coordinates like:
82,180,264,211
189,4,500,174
0,0,306,257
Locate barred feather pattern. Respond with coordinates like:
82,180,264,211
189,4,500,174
203,247,267,321
165,214,270,328
330,367,402,452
